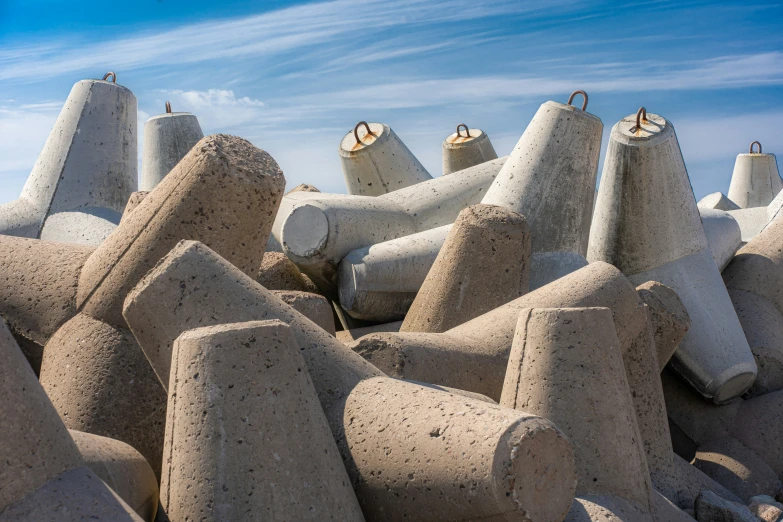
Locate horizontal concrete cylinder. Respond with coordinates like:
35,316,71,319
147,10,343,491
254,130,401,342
700,207,742,271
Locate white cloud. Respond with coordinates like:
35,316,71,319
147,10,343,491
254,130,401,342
157,89,266,129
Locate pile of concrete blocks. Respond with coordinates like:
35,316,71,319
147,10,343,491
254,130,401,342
2,77,783,522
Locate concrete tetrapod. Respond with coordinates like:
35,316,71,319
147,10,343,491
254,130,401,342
698,192,741,211
727,142,782,209
0,74,136,246
161,320,364,521
273,156,506,294
122,240,578,522
350,261,648,401
635,281,691,371
441,124,498,175
141,104,204,191
120,191,149,224
0,317,143,521
339,121,431,196
269,290,336,335
588,109,756,403
500,307,654,517
70,430,159,522
400,204,531,333
700,207,742,271
723,217,783,396
38,134,285,475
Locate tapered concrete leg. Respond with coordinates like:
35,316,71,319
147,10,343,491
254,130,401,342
40,313,167,477
274,157,506,295
727,206,770,242
269,290,336,335
70,430,159,522
529,251,589,291
588,110,756,403
566,495,652,522
141,111,204,191
501,307,652,512
400,204,531,333
441,126,498,175
350,261,647,400
0,77,137,244
258,252,319,293
122,241,577,521
698,192,741,211
727,149,782,209
161,320,364,521
636,281,690,371
700,207,742,271
335,321,402,343
122,191,149,217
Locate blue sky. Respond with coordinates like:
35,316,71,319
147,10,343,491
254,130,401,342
1,0,782,203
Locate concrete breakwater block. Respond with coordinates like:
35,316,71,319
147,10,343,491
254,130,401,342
351,261,648,400
441,124,498,175
399,204,531,333
339,121,431,196
37,135,285,475
588,108,756,403
700,207,742,271
141,102,204,191
161,320,364,521
0,73,136,246
122,240,578,521
728,141,782,209
698,192,741,211
272,156,506,295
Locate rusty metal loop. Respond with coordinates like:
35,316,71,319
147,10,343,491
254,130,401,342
567,90,588,111
636,107,648,130
750,141,762,154
354,121,373,144
165,101,172,114
102,72,117,83
456,124,471,138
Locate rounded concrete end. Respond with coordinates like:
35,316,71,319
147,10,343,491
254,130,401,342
713,370,757,404
444,128,484,146
339,122,388,153
614,112,670,142
144,112,197,124
281,203,329,259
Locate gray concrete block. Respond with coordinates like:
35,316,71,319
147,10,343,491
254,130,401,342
636,281,691,372
699,192,741,212
441,125,498,175
270,290,336,335
695,490,758,522
700,208,742,271
141,108,203,191
728,144,782,209
339,121,431,196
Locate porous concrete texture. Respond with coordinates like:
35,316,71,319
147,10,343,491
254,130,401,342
122,241,578,521
500,307,653,513
723,217,783,396
636,281,691,371
529,251,590,291
39,312,167,478
698,192,741,211
161,320,364,521
693,437,783,503
481,96,603,256
269,290,336,335
695,490,759,522
335,320,402,343
0,317,83,511
351,261,648,401
122,191,149,217
339,121,431,196
588,110,756,403
749,495,783,522
257,251,320,293
141,109,204,191
441,126,498,175
70,430,159,522
700,207,742,271
400,204,531,333
727,147,782,209
77,134,285,326
0,77,137,244
273,156,506,295
565,495,653,522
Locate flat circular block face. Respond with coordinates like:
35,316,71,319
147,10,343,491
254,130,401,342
713,370,757,404
340,122,386,152
282,204,329,258
615,112,668,140
445,128,483,145
145,112,196,123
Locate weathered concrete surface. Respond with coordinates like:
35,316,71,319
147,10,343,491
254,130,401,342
636,281,691,371
161,320,364,521
0,78,137,243
482,99,602,257
335,321,402,343
588,111,756,403
565,495,653,522
700,207,742,271
351,261,647,401
40,312,167,478
441,127,498,175
727,206,770,243
693,437,783,503
270,290,336,335
274,156,506,295
749,495,783,522
122,191,149,218
339,122,431,196
257,251,320,293
695,490,759,522
501,307,652,512
40,207,122,246
0,317,83,511
728,150,782,209
400,204,531,333
699,192,741,211
141,111,204,191
723,217,783,396
529,251,589,291
123,241,577,521
70,430,159,522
